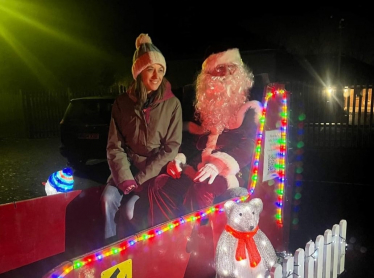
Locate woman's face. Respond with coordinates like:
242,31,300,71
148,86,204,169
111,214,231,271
141,64,165,93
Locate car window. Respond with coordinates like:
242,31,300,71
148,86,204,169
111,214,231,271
64,100,113,124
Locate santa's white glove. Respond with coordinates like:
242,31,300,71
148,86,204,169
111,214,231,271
194,163,219,184
167,159,184,179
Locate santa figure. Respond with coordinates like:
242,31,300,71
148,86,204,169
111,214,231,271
130,46,262,232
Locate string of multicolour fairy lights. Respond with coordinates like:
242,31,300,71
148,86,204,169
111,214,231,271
247,87,288,227
49,87,289,278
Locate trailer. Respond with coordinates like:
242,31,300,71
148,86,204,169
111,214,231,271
0,84,315,278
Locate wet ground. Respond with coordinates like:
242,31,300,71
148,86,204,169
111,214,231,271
0,137,372,277
0,137,109,205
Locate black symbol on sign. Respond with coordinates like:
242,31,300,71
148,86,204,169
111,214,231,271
109,268,122,278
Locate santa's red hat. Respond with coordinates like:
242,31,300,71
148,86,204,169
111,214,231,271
202,48,243,74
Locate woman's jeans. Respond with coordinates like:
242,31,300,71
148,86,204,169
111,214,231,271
101,184,139,239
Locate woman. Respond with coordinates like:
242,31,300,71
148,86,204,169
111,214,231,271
101,33,183,242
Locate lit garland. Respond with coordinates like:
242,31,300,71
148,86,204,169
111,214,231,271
49,206,230,277
48,88,289,277
248,87,288,227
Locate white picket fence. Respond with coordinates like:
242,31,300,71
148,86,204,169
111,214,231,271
271,219,347,278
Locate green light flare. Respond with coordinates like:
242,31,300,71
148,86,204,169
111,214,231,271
0,0,121,88
294,193,302,200
275,189,283,195
280,112,287,117
0,25,59,87
0,2,109,58
298,113,306,121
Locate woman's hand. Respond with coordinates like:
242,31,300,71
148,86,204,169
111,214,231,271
118,181,137,195
124,184,136,194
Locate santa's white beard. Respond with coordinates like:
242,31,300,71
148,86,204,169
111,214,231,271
195,74,248,133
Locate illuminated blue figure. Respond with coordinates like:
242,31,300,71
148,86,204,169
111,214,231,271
44,167,74,195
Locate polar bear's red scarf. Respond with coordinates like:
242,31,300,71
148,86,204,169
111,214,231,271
225,225,261,267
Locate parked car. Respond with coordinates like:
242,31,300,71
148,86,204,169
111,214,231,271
59,96,116,167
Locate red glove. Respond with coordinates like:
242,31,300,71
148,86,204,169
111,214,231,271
118,181,138,195
166,159,183,179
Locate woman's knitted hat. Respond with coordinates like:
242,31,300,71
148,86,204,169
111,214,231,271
131,33,166,80
48,167,74,192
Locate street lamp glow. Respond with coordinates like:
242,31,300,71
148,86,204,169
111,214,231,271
323,86,336,96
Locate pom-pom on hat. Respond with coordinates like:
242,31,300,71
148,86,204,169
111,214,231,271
131,33,166,80
48,167,74,193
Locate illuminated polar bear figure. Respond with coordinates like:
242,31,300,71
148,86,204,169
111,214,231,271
215,198,277,278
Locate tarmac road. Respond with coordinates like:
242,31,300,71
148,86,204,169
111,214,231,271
0,136,109,205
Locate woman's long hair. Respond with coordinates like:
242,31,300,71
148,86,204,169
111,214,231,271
132,76,168,110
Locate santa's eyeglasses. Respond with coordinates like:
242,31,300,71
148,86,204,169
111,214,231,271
209,63,238,76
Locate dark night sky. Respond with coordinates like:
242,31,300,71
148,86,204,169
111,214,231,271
0,1,373,90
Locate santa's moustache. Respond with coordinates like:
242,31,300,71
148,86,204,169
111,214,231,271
195,71,250,133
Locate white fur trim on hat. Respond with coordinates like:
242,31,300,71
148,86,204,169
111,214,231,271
131,33,166,79
202,48,242,74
